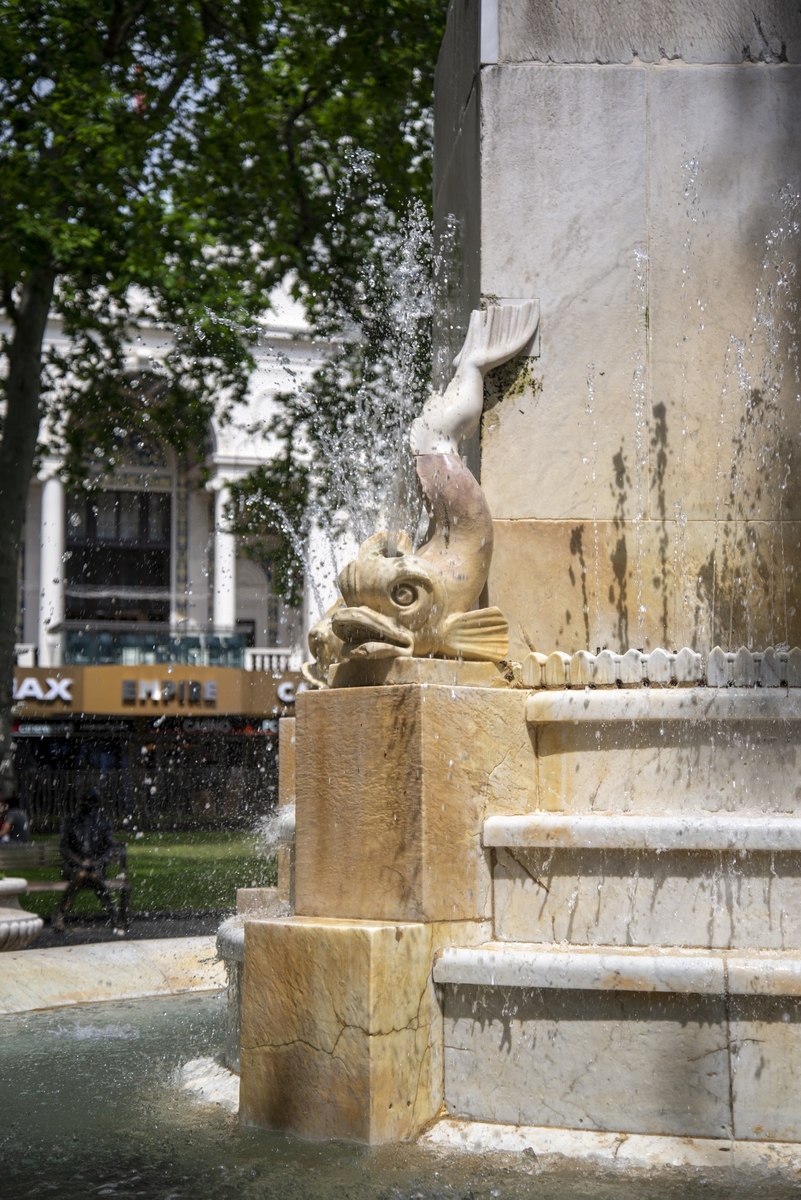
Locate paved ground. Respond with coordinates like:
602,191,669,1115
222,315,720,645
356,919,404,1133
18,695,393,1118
29,910,229,949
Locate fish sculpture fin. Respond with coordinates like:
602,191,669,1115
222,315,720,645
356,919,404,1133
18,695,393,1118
440,607,509,662
411,301,540,455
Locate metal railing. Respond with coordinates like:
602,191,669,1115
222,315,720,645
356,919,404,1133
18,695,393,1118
18,764,278,833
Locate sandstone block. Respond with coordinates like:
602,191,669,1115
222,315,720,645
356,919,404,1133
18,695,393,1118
294,685,531,922
278,717,296,807
487,517,801,660
239,916,441,1143
236,887,284,916
329,658,507,688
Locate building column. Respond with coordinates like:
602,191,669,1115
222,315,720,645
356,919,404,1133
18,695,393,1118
38,475,65,667
213,485,237,633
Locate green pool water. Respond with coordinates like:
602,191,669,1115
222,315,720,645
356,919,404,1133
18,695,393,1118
2,991,797,1200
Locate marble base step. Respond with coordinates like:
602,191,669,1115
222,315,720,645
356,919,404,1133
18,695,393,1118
0,937,226,1014
438,944,801,1141
434,942,801,995
526,687,801,723
484,812,801,851
521,686,801,818
421,1118,801,1171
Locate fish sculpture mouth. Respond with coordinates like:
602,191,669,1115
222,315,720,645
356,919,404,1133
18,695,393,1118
331,606,415,659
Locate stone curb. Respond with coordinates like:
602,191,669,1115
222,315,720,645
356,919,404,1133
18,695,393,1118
0,936,225,1014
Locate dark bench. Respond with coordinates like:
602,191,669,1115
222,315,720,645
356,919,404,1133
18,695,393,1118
0,841,130,896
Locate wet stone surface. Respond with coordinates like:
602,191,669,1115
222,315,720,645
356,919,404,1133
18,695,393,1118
2,992,801,1199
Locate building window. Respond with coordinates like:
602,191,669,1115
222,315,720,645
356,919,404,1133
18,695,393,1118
236,619,256,648
65,490,171,623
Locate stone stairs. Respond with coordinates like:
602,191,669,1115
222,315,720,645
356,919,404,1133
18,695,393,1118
435,942,801,997
432,687,801,1143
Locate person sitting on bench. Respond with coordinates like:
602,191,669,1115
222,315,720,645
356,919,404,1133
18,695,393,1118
52,788,126,935
0,793,30,843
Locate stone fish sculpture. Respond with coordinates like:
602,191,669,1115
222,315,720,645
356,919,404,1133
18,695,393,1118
300,600,345,688
303,301,539,684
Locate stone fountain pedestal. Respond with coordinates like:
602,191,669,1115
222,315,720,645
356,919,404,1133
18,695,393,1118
239,0,801,1154
239,684,527,1141
0,878,43,951
240,680,801,1150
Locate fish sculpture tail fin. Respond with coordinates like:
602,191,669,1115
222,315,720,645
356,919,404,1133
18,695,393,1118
453,299,540,373
411,301,539,455
441,606,509,662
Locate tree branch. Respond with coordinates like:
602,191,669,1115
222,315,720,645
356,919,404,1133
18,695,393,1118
145,53,198,124
0,265,57,783
103,0,152,58
1,279,18,324
283,84,331,246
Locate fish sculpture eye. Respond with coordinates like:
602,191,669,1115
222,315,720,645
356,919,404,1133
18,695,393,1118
391,583,417,608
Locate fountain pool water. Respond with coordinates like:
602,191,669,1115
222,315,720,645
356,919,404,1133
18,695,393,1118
2,991,797,1200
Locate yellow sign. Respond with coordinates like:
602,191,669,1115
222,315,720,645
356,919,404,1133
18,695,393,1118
12,665,299,719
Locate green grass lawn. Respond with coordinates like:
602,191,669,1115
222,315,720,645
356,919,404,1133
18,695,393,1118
18,831,277,919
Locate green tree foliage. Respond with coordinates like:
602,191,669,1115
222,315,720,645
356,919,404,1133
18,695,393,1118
0,0,446,781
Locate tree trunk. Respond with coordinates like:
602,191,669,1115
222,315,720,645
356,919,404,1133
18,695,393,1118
0,268,56,794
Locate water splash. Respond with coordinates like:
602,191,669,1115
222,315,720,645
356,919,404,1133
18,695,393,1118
236,494,328,618
308,199,435,552
203,160,443,616
673,156,703,647
256,803,295,855
631,249,649,645
712,187,801,648
586,364,601,650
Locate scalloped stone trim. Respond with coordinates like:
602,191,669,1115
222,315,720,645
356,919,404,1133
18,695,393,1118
521,645,801,688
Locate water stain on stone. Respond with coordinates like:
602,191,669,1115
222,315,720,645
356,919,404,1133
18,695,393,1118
609,445,630,651
651,402,669,644
570,524,591,649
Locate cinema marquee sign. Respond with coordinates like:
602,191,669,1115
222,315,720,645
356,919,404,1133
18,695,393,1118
12,665,297,717
13,676,73,702
122,678,217,705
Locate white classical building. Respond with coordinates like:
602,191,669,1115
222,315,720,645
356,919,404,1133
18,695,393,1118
14,287,323,671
